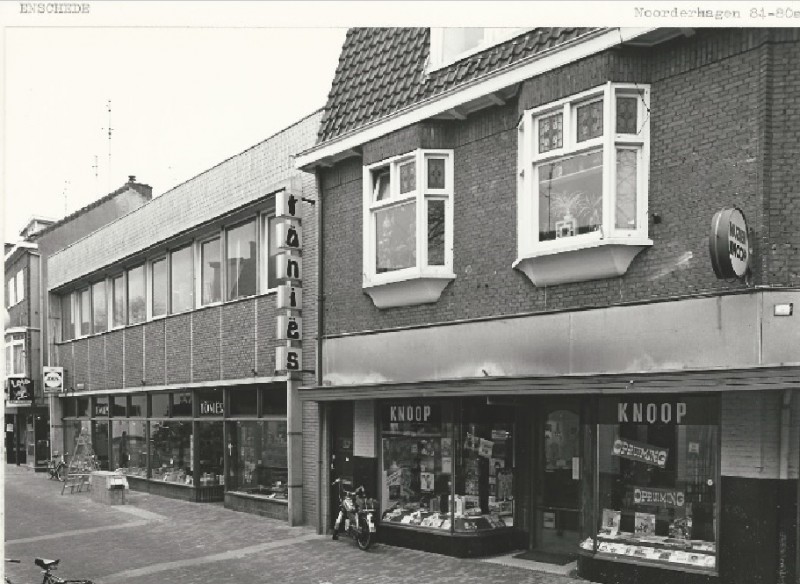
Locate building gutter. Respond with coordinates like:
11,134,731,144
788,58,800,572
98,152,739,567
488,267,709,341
296,27,658,170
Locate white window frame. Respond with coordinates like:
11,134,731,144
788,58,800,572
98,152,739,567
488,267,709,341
76,286,92,338
7,277,16,307
126,264,147,325
91,279,110,334
260,211,280,294
6,337,26,376
515,82,652,286
362,149,455,308
429,27,531,72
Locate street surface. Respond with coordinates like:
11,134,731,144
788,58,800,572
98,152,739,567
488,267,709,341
4,465,587,584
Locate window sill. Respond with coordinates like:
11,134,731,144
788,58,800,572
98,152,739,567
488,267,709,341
363,273,455,309
514,238,652,287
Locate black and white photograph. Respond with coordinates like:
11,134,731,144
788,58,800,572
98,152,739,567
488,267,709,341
2,2,799,583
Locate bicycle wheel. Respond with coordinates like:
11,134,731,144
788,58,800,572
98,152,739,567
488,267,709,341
355,525,372,551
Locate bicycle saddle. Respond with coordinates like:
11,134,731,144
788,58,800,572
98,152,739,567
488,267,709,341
35,558,60,569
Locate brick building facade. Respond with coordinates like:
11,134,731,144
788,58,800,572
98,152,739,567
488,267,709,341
47,112,320,524
4,181,152,469
297,28,800,584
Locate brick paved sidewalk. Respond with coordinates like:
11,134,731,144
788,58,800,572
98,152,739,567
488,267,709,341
4,465,590,584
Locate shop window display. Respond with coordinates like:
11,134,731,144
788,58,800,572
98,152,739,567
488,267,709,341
112,420,147,477
232,420,288,497
197,422,225,487
149,421,193,485
381,402,454,530
580,396,719,571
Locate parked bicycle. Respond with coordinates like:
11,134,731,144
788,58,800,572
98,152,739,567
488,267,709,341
4,558,93,584
47,452,68,482
331,478,377,551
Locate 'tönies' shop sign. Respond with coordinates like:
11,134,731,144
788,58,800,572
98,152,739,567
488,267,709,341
275,190,303,376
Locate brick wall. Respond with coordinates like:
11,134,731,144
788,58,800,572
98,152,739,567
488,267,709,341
320,29,797,337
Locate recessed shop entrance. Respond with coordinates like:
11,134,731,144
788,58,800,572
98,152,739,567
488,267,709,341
532,400,582,557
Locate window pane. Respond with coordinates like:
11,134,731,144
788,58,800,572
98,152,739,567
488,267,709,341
538,112,563,153
94,396,109,417
230,388,258,417
172,391,193,417
5,346,11,376
129,395,147,417
373,168,390,202
616,150,638,230
576,100,603,142
151,259,167,317
92,281,107,333
7,279,14,306
427,199,446,266
62,294,74,340
79,289,91,335
13,344,24,376
112,275,125,327
226,220,257,300
267,217,279,289
232,420,287,495
150,393,169,417
76,397,90,417
149,421,193,484
616,96,638,134
262,385,287,416
93,420,109,470
427,158,445,189
171,246,194,313
127,266,146,324
538,150,603,242
113,420,147,476
376,201,416,273
16,270,24,302
381,401,455,531
198,422,224,486
110,396,126,416
398,160,416,194
201,238,221,305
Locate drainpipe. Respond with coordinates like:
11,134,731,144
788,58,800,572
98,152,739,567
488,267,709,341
779,389,792,479
315,168,325,535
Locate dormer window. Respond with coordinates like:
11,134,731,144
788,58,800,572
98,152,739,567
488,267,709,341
429,28,530,71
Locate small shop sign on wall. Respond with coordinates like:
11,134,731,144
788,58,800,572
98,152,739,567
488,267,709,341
43,366,64,393
275,190,303,376
6,378,33,405
709,207,750,279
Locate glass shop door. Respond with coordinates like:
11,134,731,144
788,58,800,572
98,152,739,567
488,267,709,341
535,403,581,556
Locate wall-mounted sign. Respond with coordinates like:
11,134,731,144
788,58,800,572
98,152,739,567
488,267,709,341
710,207,750,279
633,486,685,508
43,366,64,393
383,403,441,425
276,346,302,373
276,315,302,341
277,284,302,311
612,437,669,468
5,378,33,405
199,400,224,416
275,190,304,379
600,396,720,426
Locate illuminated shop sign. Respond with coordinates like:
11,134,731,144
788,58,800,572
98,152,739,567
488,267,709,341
43,366,64,393
709,207,750,279
6,378,33,406
632,486,685,508
275,190,303,376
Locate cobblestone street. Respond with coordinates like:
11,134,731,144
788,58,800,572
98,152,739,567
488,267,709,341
4,465,588,584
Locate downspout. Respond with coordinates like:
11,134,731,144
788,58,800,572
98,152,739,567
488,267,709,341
779,389,792,479
315,168,325,535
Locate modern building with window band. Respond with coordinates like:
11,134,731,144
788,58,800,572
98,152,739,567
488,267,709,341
46,111,320,525
295,27,800,584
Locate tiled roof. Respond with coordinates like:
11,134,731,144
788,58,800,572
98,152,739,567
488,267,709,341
318,27,598,144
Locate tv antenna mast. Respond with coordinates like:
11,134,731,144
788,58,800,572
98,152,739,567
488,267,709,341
101,99,113,192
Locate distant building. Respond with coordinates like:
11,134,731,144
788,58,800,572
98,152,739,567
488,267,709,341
47,112,319,525
5,178,152,468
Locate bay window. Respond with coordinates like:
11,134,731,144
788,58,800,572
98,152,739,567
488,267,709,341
516,83,652,287
363,149,454,308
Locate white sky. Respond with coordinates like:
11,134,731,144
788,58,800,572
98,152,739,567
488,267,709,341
0,1,780,241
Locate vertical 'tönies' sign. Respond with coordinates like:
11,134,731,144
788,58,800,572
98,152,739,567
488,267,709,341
275,190,303,375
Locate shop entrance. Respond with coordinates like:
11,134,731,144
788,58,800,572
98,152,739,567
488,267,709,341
534,403,581,556
329,401,354,528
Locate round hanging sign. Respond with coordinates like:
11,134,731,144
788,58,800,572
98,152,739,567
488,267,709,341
709,207,749,279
